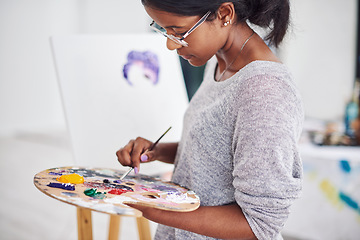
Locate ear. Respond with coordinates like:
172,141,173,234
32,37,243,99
217,2,236,27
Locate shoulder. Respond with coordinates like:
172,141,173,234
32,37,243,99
233,61,299,99
231,61,303,122
238,60,293,84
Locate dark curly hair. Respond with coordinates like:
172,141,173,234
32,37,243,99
141,0,290,47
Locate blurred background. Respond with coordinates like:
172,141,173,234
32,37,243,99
0,0,359,239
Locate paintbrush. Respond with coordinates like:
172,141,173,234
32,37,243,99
119,126,172,180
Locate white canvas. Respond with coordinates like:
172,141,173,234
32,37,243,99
51,34,189,174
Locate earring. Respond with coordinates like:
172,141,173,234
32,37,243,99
223,20,231,26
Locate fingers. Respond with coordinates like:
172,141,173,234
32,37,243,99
140,149,155,163
116,137,153,174
130,138,147,171
116,139,134,167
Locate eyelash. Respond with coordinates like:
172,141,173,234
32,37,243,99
160,26,186,38
174,31,186,37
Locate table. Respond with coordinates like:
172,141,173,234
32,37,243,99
283,143,360,239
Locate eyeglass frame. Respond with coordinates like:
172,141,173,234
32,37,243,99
150,11,212,47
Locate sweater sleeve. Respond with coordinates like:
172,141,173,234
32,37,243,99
232,74,303,239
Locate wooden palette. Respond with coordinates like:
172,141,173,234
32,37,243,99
34,166,200,216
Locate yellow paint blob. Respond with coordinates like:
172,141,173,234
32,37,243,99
57,173,84,184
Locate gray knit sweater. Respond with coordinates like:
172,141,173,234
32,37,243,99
155,59,304,240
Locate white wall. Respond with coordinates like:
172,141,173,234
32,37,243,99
0,0,358,136
280,0,358,121
76,0,149,34
0,1,77,135
0,0,148,136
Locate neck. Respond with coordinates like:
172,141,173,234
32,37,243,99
215,24,255,81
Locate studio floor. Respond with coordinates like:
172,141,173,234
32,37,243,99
0,130,160,240
0,129,305,240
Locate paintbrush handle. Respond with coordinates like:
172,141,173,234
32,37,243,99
148,126,172,151
119,167,133,180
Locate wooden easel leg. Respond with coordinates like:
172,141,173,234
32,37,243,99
77,207,93,240
108,215,121,240
136,217,151,240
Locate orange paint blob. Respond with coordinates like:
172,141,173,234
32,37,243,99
57,173,84,184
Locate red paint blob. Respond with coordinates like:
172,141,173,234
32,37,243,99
108,189,128,195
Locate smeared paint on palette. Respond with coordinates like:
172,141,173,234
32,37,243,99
34,166,200,216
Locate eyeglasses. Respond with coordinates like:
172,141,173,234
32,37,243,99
150,11,211,47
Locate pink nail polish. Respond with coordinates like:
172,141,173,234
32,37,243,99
134,167,139,174
141,155,148,162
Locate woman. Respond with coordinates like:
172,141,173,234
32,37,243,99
116,1,304,239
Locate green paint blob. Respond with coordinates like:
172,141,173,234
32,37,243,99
84,188,106,199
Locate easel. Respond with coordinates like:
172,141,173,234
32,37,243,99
77,208,151,240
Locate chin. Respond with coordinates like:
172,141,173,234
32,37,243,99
187,59,206,67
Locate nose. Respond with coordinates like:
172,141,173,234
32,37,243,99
166,38,183,51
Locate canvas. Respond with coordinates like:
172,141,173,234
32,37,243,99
51,34,188,174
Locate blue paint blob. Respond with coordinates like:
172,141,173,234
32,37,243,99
339,192,359,210
339,160,351,173
47,182,75,191
48,172,63,176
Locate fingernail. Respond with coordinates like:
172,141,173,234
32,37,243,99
134,167,139,174
141,154,148,162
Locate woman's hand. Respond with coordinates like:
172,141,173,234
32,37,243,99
116,137,154,174
116,138,178,173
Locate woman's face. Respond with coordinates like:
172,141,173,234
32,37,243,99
145,6,226,67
